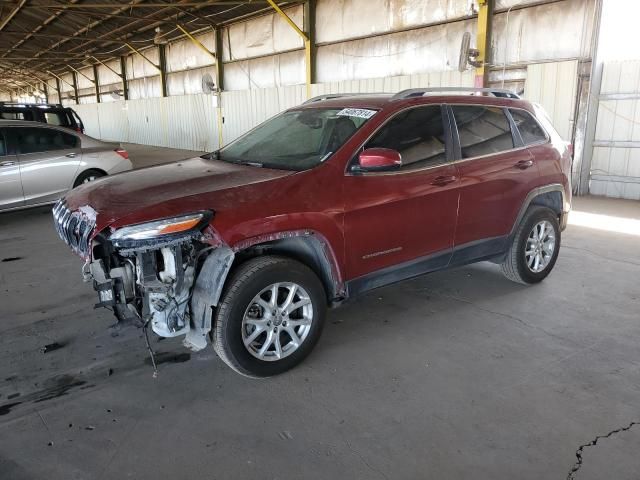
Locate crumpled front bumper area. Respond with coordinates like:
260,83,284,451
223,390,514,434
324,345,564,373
52,201,234,353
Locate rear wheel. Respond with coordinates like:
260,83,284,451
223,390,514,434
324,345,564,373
213,256,326,377
501,206,561,284
74,169,105,187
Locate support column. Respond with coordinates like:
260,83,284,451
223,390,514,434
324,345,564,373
475,0,494,88
93,64,101,103
158,44,168,97
120,56,129,100
303,0,316,87
55,77,62,105
71,71,79,104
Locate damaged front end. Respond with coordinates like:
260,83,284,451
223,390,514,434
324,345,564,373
53,200,234,352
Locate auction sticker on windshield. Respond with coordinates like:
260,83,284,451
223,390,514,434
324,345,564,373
336,108,377,119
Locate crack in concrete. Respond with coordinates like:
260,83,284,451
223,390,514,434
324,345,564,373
567,420,640,479
433,292,579,346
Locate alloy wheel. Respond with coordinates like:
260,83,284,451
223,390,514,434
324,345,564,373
525,220,556,273
241,282,313,361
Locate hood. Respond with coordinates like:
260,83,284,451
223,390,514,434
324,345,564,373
64,156,295,231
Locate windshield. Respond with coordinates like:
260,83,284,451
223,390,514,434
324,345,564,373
215,107,376,171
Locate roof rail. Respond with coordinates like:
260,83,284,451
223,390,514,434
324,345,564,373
302,93,382,104
391,87,521,100
0,101,64,107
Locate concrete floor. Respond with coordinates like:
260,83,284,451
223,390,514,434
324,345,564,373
1,146,639,479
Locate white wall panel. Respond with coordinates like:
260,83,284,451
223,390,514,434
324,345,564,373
316,0,473,44
127,47,159,79
316,19,476,82
128,76,162,99
524,60,578,141
76,67,95,89
166,31,216,73
167,66,217,96
491,0,594,65
224,50,305,90
97,60,121,86
222,5,303,62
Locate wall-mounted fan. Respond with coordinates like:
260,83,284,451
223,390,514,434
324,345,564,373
201,73,216,94
458,32,482,72
110,89,124,100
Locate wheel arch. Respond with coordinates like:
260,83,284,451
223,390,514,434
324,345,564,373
73,167,107,187
231,231,344,303
511,184,568,235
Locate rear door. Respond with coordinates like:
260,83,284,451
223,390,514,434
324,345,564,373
0,128,24,210
343,105,460,281
8,126,81,205
449,104,539,256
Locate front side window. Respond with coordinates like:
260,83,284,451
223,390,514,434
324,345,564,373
365,105,447,170
13,127,79,154
509,109,547,145
452,105,514,158
217,108,375,171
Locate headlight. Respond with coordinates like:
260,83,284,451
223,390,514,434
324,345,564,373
110,212,211,245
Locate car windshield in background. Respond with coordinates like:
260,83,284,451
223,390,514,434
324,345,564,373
216,108,376,171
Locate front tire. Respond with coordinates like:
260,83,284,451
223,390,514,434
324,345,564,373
213,256,326,378
501,206,561,284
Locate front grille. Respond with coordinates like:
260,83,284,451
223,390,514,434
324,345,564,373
52,200,96,258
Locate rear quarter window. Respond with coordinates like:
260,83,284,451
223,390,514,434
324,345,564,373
44,111,71,127
509,109,548,145
451,105,514,158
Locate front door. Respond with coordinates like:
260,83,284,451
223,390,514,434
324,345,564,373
448,104,540,256
0,128,23,211
343,105,460,285
7,126,81,206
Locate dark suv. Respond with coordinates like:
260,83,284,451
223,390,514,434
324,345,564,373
53,87,571,377
0,102,84,133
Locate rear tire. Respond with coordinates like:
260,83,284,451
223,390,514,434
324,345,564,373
213,256,326,378
501,206,561,284
74,169,105,187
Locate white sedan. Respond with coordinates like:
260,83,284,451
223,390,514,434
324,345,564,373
0,119,132,212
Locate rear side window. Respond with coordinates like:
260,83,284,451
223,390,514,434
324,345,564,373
509,109,547,145
13,127,79,154
366,105,447,170
1,111,25,120
44,111,71,127
0,131,6,156
451,106,514,158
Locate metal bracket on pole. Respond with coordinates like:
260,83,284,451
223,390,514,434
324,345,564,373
176,24,217,60
68,64,95,84
92,56,123,78
125,42,161,72
266,0,312,98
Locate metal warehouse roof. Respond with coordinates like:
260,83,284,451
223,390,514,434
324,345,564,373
0,1,295,91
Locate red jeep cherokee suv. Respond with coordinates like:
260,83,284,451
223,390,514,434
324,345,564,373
53,88,571,377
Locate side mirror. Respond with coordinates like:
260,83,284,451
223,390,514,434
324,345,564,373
355,148,402,172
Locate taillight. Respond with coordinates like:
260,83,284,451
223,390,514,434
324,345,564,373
75,127,82,133
115,148,129,160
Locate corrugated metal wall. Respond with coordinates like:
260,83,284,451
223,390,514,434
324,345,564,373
74,94,219,152
524,60,579,142
75,71,475,151
589,60,640,200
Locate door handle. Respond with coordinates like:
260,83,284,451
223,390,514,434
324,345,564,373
515,159,534,169
431,175,457,186
66,152,77,158
0,161,16,167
